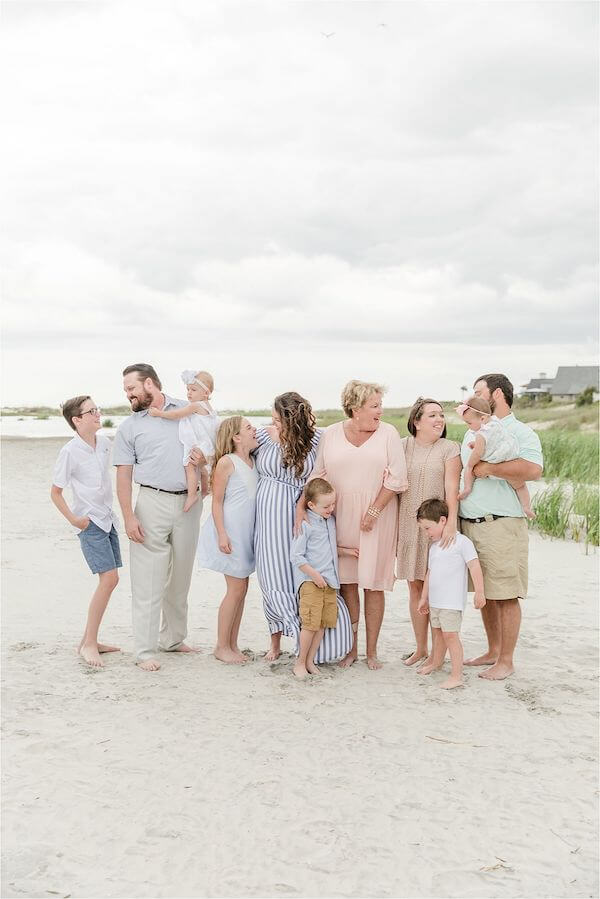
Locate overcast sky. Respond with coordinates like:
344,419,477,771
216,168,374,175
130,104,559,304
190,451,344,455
2,1,598,410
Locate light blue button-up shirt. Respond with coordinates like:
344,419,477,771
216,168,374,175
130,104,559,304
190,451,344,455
290,509,340,592
112,394,188,491
459,412,543,519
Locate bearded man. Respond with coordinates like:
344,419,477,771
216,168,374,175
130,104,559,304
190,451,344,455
113,363,202,670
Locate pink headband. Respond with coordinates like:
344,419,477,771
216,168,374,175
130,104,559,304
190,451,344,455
456,403,486,418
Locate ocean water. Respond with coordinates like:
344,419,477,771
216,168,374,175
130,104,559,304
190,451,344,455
0,415,272,439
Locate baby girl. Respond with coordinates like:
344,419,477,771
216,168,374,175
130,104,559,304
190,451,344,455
457,396,534,519
150,370,220,511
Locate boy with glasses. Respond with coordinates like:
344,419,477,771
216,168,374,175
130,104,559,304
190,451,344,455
50,396,121,667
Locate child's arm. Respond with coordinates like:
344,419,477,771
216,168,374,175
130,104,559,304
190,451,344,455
418,571,430,614
211,455,234,553
149,402,207,420
467,559,486,608
338,545,359,558
50,485,90,531
290,527,327,587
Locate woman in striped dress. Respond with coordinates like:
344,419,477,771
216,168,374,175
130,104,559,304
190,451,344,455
254,392,353,663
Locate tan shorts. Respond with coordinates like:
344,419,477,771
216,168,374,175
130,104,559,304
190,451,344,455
460,516,529,600
429,607,462,632
299,582,338,630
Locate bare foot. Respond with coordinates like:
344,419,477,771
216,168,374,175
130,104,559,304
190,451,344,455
231,649,250,663
183,493,200,512
265,647,281,661
79,644,103,667
479,662,514,680
306,662,321,675
214,647,247,664
367,656,383,670
293,663,308,679
173,644,200,653
98,643,120,653
339,650,358,669
137,658,161,671
440,677,463,689
417,662,443,676
403,650,428,667
464,652,498,667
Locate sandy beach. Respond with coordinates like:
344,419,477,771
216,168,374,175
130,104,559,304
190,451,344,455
1,436,598,899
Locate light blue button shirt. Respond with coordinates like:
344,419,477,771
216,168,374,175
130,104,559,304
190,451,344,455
290,510,340,592
459,413,543,519
112,394,188,491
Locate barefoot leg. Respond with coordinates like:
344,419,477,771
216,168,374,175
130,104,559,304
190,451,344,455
404,579,428,665
479,598,520,680
306,628,324,675
215,576,248,661
294,628,318,678
80,569,119,667
465,599,500,666
365,589,384,670
418,625,446,675
137,658,161,671
440,631,463,688
265,632,282,661
339,584,359,667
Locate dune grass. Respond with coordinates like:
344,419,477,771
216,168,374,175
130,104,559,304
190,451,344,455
530,482,599,547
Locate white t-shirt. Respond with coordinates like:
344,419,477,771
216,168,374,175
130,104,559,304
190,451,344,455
428,533,478,611
52,434,118,533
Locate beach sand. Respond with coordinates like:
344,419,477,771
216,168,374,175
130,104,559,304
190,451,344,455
2,437,598,899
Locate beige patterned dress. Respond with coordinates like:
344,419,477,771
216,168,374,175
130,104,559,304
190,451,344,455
396,436,460,582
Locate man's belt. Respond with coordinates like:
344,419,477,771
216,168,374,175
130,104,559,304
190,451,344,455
459,514,507,524
140,484,188,496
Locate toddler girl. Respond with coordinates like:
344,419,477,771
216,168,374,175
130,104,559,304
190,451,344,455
149,370,219,511
457,396,534,518
197,416,259,664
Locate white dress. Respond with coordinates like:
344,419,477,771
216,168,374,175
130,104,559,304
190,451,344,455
197,454,258,578
474,416,520,464
178,402,220,466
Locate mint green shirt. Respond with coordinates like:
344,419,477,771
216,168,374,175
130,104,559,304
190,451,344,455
459,413,543,519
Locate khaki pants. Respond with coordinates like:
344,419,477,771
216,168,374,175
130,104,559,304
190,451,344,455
130,487,201,661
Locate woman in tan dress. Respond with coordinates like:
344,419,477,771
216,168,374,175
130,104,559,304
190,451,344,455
396,398,461,666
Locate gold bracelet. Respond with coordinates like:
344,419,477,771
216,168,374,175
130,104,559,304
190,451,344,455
367,506,381,518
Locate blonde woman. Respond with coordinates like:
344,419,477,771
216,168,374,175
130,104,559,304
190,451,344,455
197,417,258,664
308,380,408,669
396,398,461,666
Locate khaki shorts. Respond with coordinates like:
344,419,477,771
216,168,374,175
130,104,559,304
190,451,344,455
429,607,462,632
460,516,529,600
299,582,338,630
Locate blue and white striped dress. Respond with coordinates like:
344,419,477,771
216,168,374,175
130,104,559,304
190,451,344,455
254,428,353,663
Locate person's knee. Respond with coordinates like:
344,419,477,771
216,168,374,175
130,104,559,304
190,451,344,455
100,569,119,590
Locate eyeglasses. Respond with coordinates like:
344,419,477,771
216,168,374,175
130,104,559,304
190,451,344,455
80,408,101,417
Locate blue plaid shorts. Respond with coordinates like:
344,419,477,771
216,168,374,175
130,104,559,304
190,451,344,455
78,521,122,574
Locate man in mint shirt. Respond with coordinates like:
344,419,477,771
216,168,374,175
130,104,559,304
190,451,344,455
459,373,543,680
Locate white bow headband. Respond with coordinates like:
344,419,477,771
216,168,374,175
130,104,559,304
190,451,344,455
181,370,211,393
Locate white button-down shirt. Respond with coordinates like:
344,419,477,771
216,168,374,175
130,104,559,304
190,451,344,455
52,434,118,533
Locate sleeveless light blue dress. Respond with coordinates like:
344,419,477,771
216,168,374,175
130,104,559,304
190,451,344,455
197,454,258,578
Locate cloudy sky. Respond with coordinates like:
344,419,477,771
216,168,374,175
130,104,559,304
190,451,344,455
2,1,598,410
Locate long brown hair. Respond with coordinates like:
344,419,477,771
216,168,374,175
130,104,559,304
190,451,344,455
274,392,317,477
211,416,243,487
407,397,447,438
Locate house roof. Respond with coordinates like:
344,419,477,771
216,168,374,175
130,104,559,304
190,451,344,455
550,365,599,395
522,377,553,390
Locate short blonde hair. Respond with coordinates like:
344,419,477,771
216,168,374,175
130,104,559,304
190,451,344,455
341,380,387,418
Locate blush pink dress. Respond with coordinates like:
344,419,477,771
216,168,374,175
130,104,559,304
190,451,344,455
311,421,408,591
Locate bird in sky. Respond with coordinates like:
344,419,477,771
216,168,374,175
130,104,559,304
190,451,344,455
321,32,335,38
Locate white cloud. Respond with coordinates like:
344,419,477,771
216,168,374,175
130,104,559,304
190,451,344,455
1,0,597,407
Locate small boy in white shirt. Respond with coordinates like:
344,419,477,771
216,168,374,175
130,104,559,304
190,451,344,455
416,498,486,689
50,396,121,668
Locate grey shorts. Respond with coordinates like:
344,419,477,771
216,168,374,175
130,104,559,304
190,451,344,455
78,522,122,574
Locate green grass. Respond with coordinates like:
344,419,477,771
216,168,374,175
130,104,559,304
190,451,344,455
537,431,599,484
531,482,599,547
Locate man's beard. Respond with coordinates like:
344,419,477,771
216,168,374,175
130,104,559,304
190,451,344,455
130,389,153,411
488,396,496,413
